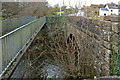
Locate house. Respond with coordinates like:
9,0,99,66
106,2,117,7
99,5,120,16
99,7,109,16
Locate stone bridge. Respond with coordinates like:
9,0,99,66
44,16,119,77
66,16,119,76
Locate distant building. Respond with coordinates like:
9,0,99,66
106,2,117,7
99,5,120,16
99,7,109,16
68,9,84,17
77,9,84,16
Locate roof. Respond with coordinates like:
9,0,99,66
66,6,71,9
101,8,108,11
108,6,120,9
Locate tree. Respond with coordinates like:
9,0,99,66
2,2,50,19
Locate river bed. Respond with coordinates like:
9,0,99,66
11,53,66,78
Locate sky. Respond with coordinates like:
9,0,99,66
47,0,119,7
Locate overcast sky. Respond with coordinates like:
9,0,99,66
47,0,119,7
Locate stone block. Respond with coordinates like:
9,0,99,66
76,21,82,27
101,30,113,42
94,34,101,41
103,41,112,49
112,23,119,33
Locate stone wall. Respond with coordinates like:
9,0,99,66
67,16,119,76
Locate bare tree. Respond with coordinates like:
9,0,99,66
54,3,60,8
2,2,49,19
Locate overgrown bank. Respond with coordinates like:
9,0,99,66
11,16,120,79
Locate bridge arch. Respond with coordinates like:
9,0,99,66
67,34,75,43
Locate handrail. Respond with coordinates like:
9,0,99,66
0,16,46,77
0,16,36,22
0,19,38,39
0,16,36,36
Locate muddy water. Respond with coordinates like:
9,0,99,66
11,53,66,78
40,60,66,78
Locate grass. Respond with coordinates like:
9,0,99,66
89,16,104,20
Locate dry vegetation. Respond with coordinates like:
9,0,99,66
21,16,102,79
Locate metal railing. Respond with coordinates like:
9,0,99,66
0,16,36,36
0,16,46,77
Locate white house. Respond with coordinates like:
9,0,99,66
68,9,84,17
99,5,120,16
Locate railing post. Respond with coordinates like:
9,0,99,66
0,1,2,73
0,39,2,74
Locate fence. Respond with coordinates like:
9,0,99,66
0,16,36,36
0,16,46,77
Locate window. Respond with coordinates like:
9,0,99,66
111,13,113,15
104,13,106,16
111,10,113,12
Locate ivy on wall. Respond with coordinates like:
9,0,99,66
111,23,120,76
